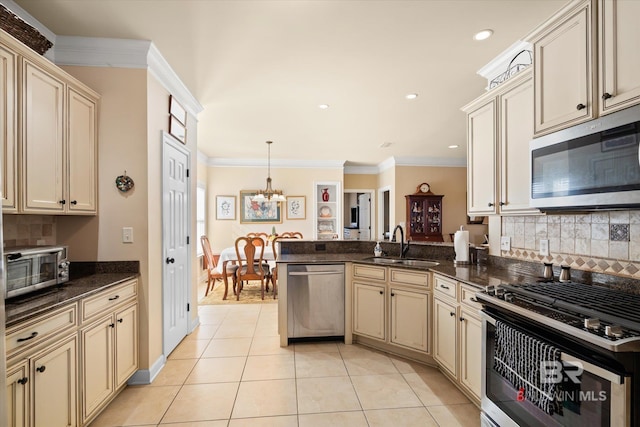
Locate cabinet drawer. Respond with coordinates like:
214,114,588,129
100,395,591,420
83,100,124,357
353,264,386,282
434,275,457,299
460,284,482,312
6,304,77,355
81,280,137,322
390,269,430,289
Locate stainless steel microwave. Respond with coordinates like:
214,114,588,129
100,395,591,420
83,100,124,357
530,104,640,211
4,246,70,299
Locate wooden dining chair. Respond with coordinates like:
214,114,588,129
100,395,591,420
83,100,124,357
234,236,270,300
200,235,238,299
268,236,283,299
280,232,303,238
247,232,270,245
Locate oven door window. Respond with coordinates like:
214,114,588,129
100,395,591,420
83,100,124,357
486,322,613,427
531,122,640,199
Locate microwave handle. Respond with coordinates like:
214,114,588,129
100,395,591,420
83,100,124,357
7,253,22,261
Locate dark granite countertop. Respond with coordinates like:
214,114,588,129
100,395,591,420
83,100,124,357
278,253,541,291
6,269,139,328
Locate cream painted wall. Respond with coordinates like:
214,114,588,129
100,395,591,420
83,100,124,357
394,166,487,244
206,166,342,252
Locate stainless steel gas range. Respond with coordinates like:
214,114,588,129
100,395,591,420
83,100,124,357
476,281,640,427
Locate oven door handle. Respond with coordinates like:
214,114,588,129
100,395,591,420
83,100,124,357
560,354,627,385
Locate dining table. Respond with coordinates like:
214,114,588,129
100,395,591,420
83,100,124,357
215,245,275,299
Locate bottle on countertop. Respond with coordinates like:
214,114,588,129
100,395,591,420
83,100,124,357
374,242,383,257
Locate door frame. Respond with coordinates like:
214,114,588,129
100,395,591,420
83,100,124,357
343,188,375,240
161,131,192,357
378,185,392,241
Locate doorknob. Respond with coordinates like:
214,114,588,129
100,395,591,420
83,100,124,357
166,257,175,264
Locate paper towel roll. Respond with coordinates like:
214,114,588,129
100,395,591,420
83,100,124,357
454,229,470,263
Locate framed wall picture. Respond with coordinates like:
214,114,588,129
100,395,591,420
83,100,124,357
216,195,236,220
239,191,282,223
286,196,306,220
169,95,187,125
169,115,186,144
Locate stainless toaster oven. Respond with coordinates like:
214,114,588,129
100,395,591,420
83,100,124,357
4,246,70,299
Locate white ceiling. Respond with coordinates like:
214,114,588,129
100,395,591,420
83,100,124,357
12,0,565,167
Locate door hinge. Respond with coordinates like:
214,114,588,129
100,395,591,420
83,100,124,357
187,303,190,312
186,236,190,244
186,169,190,178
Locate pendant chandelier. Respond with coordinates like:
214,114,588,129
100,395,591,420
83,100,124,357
252,140,286,202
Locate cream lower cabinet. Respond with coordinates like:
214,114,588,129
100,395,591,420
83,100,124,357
80,280,138,426
352,264,431,356
432,274,482,403
6,362,28,427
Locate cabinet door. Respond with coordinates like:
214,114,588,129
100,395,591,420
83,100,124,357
466,99,497,214
21,59,65,213
353,282,385,340
81,315,114,423
459,308,482,400
6,362,28,427
390,287,429,353
32,336,77,427
533,1,593,135
433,296,458,378
67,86,97,213
599,0,640,115
499,72,538,215
0,43,17,211
115,304,138,388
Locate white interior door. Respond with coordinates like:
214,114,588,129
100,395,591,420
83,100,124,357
358,193,371,240
162,133,191,357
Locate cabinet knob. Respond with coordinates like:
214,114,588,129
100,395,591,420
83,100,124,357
70,200,78,205
449,312,455,316
109,323,115,328
59,199,66,205
602,92,612,100
459,317,466,322
379,290,384,295
488,202,494,207
499,201,505,206
166,257,175,264
36,366,46,373
576,103,586,110
391,293,395,297
17,377,28,385
117,318,124,323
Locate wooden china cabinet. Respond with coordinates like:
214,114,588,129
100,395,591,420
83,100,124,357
405,183,444,242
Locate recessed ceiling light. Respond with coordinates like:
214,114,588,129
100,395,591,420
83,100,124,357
405,93,418,100
473,29,494,41
448,144,460,149
318,104,329,109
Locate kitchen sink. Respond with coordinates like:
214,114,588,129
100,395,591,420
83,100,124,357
362,257,439,268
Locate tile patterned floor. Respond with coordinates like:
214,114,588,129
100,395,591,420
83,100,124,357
89,302,480,427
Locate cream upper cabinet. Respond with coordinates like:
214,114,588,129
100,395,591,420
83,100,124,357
21,58,66,213
465,98,497,215
463,69,538,216
532,0,594,135
499,71,537,214
67,85,98,213
0,42,17,211
598,0,640,115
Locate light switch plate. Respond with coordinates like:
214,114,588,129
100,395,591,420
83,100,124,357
122,227,134,243
500,236,511,251
540,239,549,256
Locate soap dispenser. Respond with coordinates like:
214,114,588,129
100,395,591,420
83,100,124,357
374,242,383,257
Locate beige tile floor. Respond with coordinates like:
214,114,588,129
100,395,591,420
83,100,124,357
90,299,480,427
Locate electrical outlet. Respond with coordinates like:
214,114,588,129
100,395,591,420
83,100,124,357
540,239,550,256
500,236,511,251
122,227,134,243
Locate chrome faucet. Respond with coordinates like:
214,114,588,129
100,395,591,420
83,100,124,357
391,224,410,258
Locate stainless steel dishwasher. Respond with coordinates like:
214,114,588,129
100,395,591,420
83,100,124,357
287,263,345,341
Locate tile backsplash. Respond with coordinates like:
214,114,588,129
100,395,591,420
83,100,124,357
2,215,57,247
500,211,640,279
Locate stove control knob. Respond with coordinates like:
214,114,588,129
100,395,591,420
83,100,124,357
605,325,623,338
485,285,495,296
584,318,601,330
495,288,505,298
504,293,514,302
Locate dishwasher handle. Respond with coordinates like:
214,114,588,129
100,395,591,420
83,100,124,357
288,270,344,276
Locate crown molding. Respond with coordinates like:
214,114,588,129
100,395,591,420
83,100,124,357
344,165,380,175
207,157,345,169
51,36,203,117
477,40,531,90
